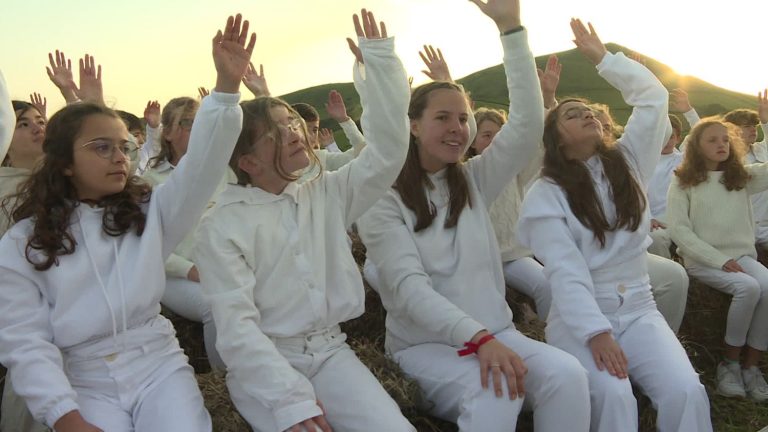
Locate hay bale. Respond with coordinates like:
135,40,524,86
197,371,249,431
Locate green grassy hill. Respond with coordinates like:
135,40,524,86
279,43,758,148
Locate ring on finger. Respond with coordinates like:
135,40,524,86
490,363,501,368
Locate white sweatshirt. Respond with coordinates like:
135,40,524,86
195,36,409,432
299,116,368,182
0,69,25,234
517,52,669,345
0,69,12,162
0,91,242,427
647,149,683,220
358,30,544,355
744,127,768,242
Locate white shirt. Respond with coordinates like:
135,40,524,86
647,149,683,220
744,127,768,243
358,30,544,355
517,52,670,345
0,91,242,427
195,36,410,432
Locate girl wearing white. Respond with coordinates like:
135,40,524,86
517,19,711,432
195,10,415,432
0,15,253,431
667,116,768,402
359,2,590,431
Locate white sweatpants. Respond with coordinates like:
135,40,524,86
648,227,673,259
0,378,49,432
62,316,211,431
163,277,223,369
502,257,551,320
686,255,768,351
547,287,711,432
227,328,415,432
647,253,689,333
393,327,590,432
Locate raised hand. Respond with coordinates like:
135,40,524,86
318,128,335,149
670,88,692,113
537,55,562,110
74,54,104,106
419,45,453,82
346,8,388,65
628,51,647,67
212,13,257,94
242,62,270,98
474,332,527,399
758,89,768,125
589,332,628,379
325,90,349,123
198,87,210,99
468,0,521,33
29,93,47,119
144,100,161,129
46,50,78,103
570,19,608,66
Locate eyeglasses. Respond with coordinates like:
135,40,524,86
280,118,304,134
178,118,194,131
80,137,139,161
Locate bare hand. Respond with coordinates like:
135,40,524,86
144,100,161,129
346,9,388,65
29,93,47,119
46,50,78,103
758,89,768,125
212,13,257,94
589,332,628,379
474,331,527,399
419,45,452,82
53,411,103,432
650,219,666,231
242,62,270,98
570,19,608,66
75,54,105,106
670,88,692,113
723,259,745,273
198,87,210,99
468,0,521,32
187,266,200,282
628,51,647,66
287,401,332,432
318,128,334,149
537,55,561,109
325,90,349,123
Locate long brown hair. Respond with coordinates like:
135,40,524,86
7,103,150,271
149,97,199,168
393,81,472,232
541,99,646,247
229,97,320,186
674,117,749,190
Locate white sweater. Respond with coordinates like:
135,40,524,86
667,166,768,269
647,149,683,220
195,36,409,432
744,128,768,242
0,91,242,427
517,52,669,345
0,69,12,163
358,30,544,355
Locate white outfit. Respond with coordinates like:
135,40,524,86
744,128,768,246
0,91,242,430
647,150,683,258
646,253,689,333
517,52,711,432
359,30,591,432
667,166,768,351
299,118,367,182
196,36,414,432
137,124,161,175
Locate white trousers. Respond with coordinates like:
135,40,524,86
648,227,673,259
0,378,49,432
647,253,689,333
686,255,768,351
227,329,415,432
502,257,551,320
393,327,590,432
547,290,711,432
163,277,224,369
62,316,211,431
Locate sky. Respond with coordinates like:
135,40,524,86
1,0,765,116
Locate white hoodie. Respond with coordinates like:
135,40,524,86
0,91,242,427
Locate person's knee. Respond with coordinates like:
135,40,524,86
733,279,761,303
657,373,707,407
590,374,635,408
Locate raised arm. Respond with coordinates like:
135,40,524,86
465,0,544,206
153,14,251,255
419,44,453,82
45,50,79,104
74,54,105,106
325,89,365,152
242,62,271,98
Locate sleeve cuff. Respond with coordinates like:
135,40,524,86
451,317,486,347
208,90,242,106
500,28,529,55
45,399,80,428
274,399,324,432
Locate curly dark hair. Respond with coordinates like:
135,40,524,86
541,98,647,247
674,117,750,191
8,103,151,271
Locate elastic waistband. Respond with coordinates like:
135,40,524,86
62,315,172,360
269,325,344,352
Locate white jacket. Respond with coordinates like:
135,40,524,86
358,30,544,355
195,36,409,432
517,52,669,345
647,149,683,220
0,91,242,427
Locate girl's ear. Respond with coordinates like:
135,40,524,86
63,166,73,177
410,119,420,139
237,153,261,178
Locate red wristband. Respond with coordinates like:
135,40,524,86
457,334,495,357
